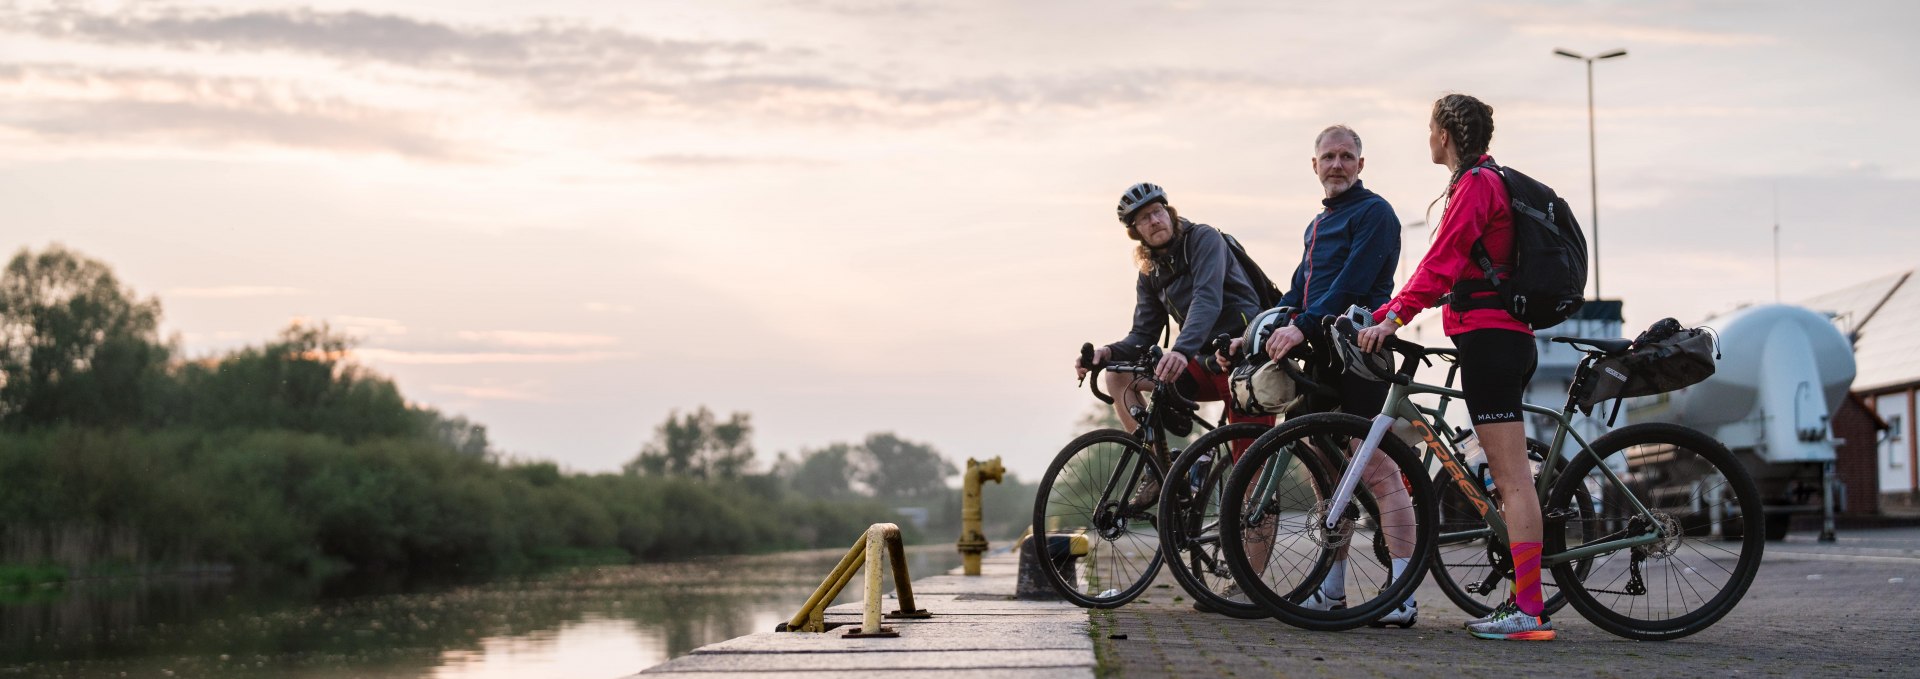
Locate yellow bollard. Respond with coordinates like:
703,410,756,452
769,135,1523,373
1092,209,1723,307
956,456,1005,576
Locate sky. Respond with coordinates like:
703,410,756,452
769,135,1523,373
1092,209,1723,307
4,0,1916,480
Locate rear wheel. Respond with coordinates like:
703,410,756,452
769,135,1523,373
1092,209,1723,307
1159,422,1273,619
1547,423,1764,640
1032,428,1166,608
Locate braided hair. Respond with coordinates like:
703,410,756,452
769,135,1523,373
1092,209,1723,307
1434,94,1494,187
1426,93,1496,220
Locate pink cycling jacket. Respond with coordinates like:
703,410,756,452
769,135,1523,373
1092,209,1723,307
1374,155,1534,337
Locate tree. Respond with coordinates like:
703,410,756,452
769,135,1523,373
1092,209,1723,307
859,432,955,499
173,322,417,441
0,244,170,429
625,407,755,480
787,443,856,498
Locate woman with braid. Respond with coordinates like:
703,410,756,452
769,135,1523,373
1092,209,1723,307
1355,93,1553,641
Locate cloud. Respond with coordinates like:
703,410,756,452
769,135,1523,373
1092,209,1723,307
455,330,619,349
2,5,1383,128
0,64,469,160
353,348,630,365
6,5,771,79
167,285,306,298
330,315,408,338
430,384,549,402
1514,21,1780,48
582,302,634,314
634,153,829,168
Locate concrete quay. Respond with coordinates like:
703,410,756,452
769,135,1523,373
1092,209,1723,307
630,550,1095,678
1096,528,1920,678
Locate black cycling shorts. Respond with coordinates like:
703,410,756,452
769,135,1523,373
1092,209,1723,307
1452,329,1537,426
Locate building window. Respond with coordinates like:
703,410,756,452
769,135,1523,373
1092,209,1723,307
1890,415,1905,469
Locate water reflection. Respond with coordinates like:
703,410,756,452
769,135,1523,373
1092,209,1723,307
0,547,964,678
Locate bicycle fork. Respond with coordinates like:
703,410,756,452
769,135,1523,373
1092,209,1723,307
1325,414,1396,530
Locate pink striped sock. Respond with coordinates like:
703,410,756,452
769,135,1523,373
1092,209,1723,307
1511,541,1544,616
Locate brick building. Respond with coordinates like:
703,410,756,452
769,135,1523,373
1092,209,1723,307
1803,270,1919,515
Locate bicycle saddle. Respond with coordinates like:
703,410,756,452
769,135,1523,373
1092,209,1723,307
1550,336,1633,355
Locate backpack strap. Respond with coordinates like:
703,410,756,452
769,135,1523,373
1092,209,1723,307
1447,162,1509,313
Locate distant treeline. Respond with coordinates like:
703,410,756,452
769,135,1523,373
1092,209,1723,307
0,245,1035,581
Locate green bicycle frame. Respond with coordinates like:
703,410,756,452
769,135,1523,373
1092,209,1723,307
1377,374,1663,568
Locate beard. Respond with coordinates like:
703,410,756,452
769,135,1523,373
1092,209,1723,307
1320,175,1353,195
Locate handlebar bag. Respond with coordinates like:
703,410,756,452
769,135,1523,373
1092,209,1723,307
1229,359,1306,417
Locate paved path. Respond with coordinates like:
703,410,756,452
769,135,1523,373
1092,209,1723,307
631,552,1095,678
1097,528,1920,677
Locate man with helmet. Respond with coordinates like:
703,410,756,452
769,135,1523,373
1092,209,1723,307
1222,125,1418,626
1072,182,1270,508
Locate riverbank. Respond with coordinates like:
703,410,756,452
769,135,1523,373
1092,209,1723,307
632,548,1095,677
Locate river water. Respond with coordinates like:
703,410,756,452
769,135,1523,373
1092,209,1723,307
0,547,964,678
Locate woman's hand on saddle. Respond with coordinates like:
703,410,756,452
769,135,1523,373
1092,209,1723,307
1357,323,1398,354
1075,345,1111,380
1265,324,1306,361
1154,350,1189,383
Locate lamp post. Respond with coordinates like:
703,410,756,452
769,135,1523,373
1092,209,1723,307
1554,47,1627,301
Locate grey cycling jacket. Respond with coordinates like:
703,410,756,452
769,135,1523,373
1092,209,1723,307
1115,220,1264,357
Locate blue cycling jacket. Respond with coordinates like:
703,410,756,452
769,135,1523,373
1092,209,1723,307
1276,181,1401,337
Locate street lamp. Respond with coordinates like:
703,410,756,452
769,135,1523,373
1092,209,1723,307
1554,47,1627,301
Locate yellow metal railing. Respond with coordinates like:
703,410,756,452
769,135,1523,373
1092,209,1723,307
778,522,929,637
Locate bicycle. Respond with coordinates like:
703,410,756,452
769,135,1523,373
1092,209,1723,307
1155,332,1373,619
1222,316,1764,639
1031,342,1215,608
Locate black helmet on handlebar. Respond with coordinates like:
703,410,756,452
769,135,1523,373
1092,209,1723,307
1330,305,1399,382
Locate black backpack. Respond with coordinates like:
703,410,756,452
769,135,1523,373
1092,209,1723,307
1219,231,1286,310
1146,223,1286,348
1449,162,1589,329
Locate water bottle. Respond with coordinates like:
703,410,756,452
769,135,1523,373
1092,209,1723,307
1456,431,1495,494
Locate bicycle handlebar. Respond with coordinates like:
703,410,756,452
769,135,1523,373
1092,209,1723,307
1331,316,1441,386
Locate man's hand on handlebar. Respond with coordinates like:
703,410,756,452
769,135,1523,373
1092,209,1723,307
1075,345,1112,380
1215,338,1243,371
1265,324,1306,361
1154,350,1189,383
1357,322,1399,354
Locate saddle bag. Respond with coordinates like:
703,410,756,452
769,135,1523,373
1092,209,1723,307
1575,318,1720,414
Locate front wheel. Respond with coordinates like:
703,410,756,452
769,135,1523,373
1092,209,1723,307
1032,428,1166,608
1547,423,1765,641
1220,413,1437,631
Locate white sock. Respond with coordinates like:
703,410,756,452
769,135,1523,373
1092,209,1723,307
1390,557,1416,606
1321,559,1348,600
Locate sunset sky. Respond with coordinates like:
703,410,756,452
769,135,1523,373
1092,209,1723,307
5,0,1916,479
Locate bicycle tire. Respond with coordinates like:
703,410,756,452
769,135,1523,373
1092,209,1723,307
1220,413,1437,631
1427,438,1587,617
1031,428,1167,609
1159,422,1273,619
1546,423,1765,641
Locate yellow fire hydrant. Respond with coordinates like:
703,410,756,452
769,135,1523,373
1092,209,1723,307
956,456,1005,576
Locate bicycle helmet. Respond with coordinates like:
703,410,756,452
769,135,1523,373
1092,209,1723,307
1116,182,1167,225
1331,305,1397,382
1239,306,1296,363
